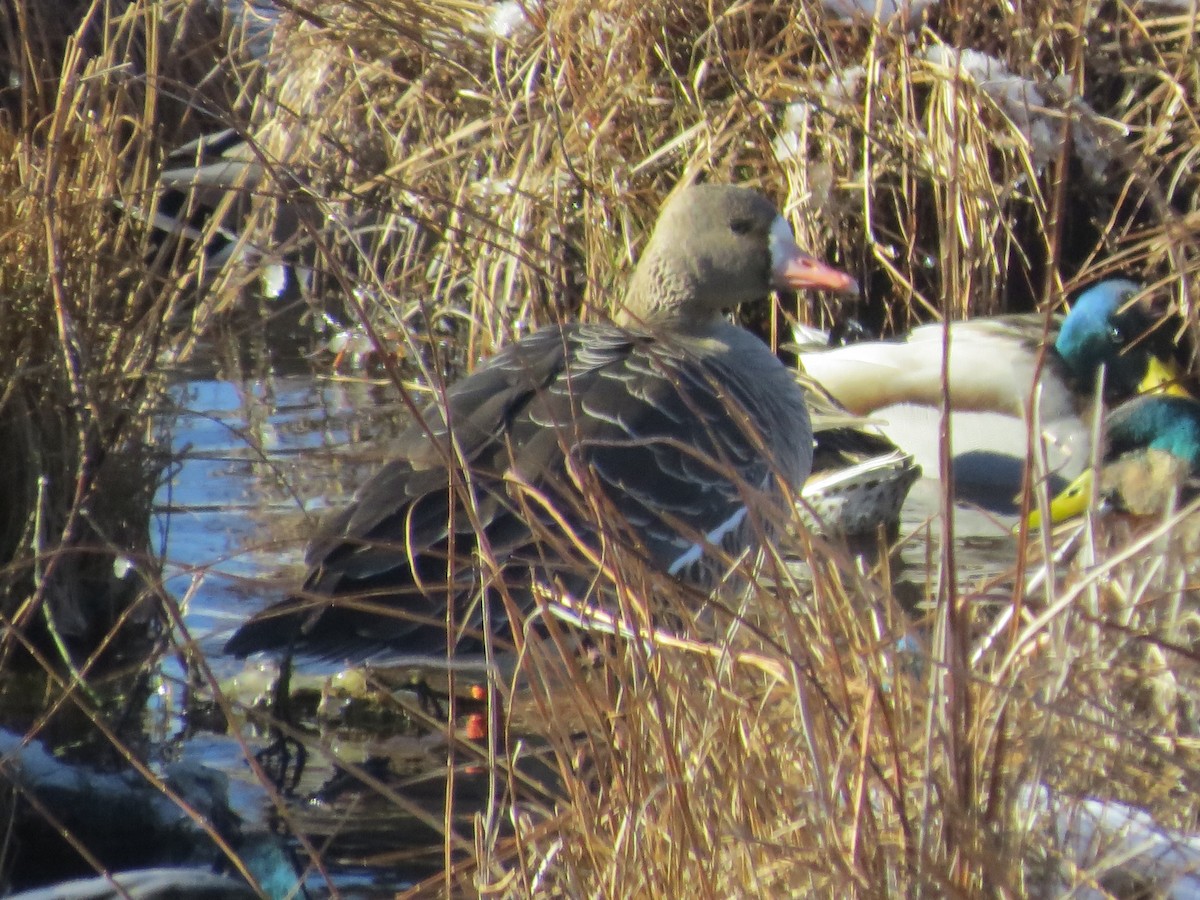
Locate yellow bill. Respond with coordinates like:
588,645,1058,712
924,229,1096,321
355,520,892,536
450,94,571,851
1140,354,1192,399
1027,468,1094,530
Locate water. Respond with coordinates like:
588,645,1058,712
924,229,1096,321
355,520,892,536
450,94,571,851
147,353,438,895
156,363,399,667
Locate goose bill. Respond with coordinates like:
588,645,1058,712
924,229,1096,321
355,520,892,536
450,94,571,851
769,216,858,294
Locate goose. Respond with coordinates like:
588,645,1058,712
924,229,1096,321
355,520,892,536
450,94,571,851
796,280,1188,511
224,184,858,663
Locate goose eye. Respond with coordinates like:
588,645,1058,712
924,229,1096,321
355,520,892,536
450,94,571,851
729,218,755,236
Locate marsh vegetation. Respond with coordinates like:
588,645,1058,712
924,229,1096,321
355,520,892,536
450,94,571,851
1,0,1199,895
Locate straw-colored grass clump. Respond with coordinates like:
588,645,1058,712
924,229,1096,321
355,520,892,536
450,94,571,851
0,0,243,659
220,0,1199,357
4,0,1200,894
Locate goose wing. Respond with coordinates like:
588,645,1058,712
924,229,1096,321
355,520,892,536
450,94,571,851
234,324,794,659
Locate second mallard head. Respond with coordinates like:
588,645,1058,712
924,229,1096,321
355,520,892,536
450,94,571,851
1029,393,1200,527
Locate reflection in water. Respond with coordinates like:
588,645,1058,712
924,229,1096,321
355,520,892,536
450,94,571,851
156,365,399,665
156,354,551,893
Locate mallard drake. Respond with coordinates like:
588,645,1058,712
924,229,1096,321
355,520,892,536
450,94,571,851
797,280,1187,510
1029,393,1200,529
151,129,276,268
224,184,858,663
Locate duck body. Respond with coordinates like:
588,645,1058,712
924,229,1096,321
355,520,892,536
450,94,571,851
225,184,856,663
119,129,274,273
797,280,1182,510
798,313,1077,420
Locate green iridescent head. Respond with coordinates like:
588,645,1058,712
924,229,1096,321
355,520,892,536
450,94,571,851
1054,279,1180,400
1029,394,1200,527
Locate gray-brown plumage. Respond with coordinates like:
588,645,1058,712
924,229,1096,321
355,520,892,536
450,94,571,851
224,184,857,662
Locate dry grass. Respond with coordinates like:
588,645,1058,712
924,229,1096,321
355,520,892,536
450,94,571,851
213,0,1198,894
222,503,1200,896
209,0,1200,366
4,0,1200,896
0,0,246,660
